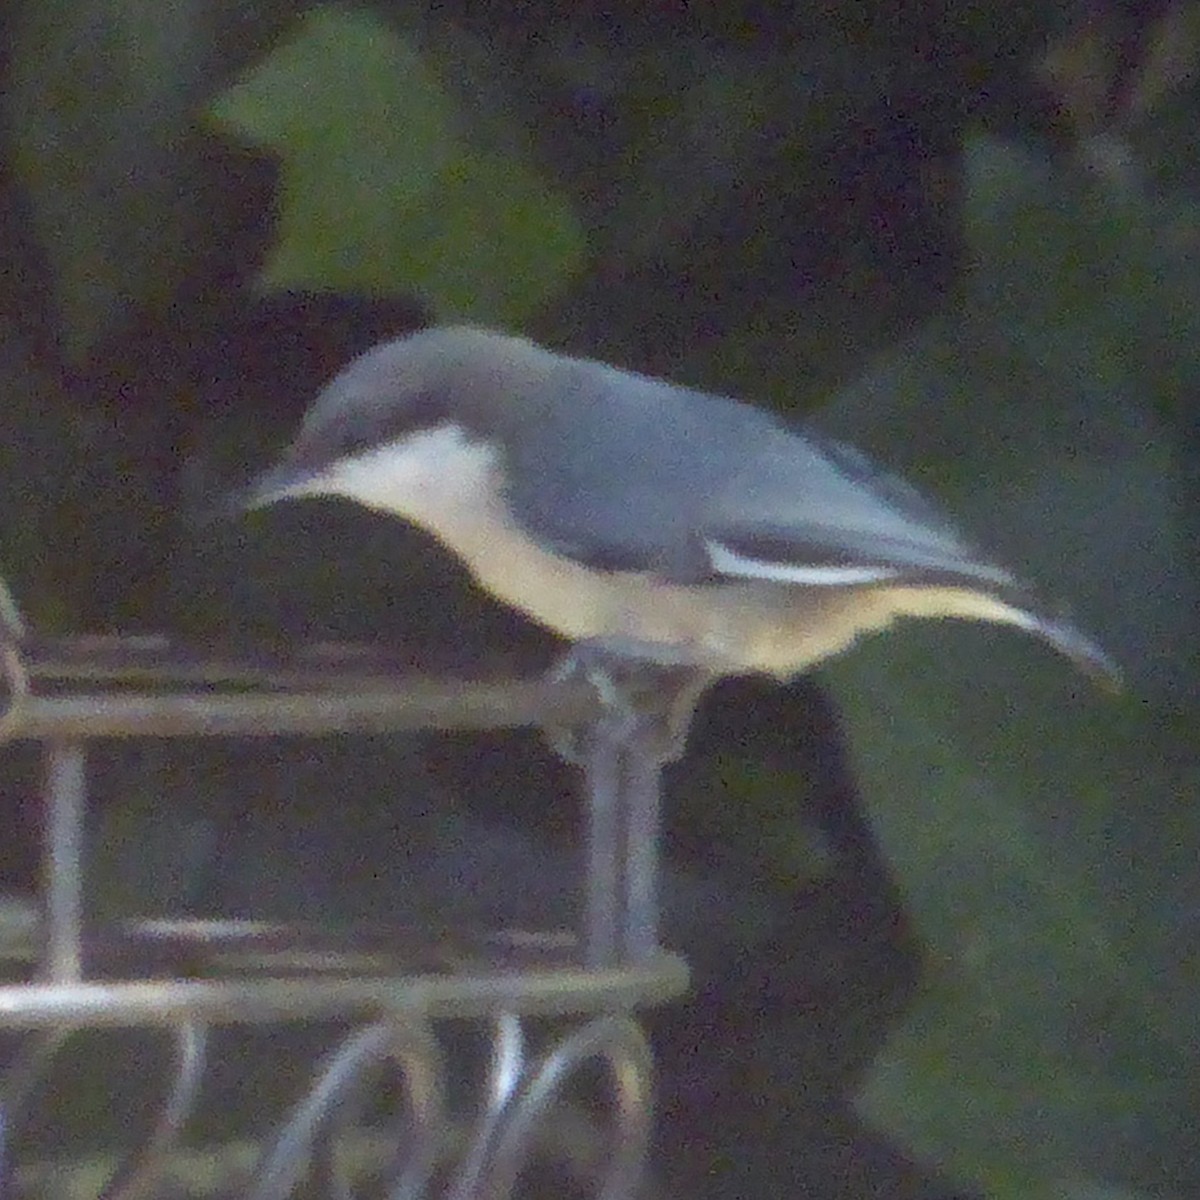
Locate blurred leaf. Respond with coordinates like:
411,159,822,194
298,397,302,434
813,130,1200,1200
1058,1184,1175,1200
963,133,1200,378
208,6,584,323
5,0,282,356
827,632,1196,1199
375,150,582,325
209,8,455,262
687,758,835,887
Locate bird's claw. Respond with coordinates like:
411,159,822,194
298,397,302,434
544,642,713,766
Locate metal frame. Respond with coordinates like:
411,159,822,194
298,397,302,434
0,634,690,1198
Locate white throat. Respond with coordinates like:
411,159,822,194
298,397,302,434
300,424,501,528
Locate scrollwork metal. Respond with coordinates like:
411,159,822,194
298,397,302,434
0,628,689,1198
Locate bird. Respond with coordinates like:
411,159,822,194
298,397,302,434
239,325,1115,689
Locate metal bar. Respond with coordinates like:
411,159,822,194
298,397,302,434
17,634,552,694
583,723,623,969
0,615,686,1198
18,636,469,690
619,741,664,964
42,742,87,983
0,679,599,743
0,959,690,1029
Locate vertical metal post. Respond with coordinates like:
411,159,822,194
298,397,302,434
42,741,87,982
577,664,703,969
618,741,662,964
584,724,623,969
583,716,668,968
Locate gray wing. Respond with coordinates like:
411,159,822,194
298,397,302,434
504,362,737,578
506,360,1022,595
702,430,1023,592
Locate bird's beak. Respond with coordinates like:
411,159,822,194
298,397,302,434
184,460,314,529
235,461,312,511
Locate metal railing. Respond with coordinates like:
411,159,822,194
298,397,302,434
0,624,690,1198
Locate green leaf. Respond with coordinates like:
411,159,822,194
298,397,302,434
209,8,455,231
7,0,182,352
813,132,1200,1199
6,0,282,356
208,6,585,323
826,632,1195,1198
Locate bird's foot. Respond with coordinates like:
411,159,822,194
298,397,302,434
544,640,713,766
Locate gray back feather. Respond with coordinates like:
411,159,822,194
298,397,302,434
506,358,1015,591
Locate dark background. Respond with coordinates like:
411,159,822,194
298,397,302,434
0,2,1197,1198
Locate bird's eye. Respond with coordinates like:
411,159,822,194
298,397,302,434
337,429,377,458
404,389,447,430
309,389,447,465
313,407,382,462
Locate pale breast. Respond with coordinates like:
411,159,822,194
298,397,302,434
387,450,1039,678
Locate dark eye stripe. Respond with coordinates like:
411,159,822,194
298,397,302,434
290,389,451,471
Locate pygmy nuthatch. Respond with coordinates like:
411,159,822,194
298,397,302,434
242,326,1114,683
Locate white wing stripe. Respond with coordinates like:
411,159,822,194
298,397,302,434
705,539,901,585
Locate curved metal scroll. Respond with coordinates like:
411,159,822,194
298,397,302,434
480,1013,655,1200
0,623,689,1199
0,1022,208,1199
0,1009,660,1198
243,1010,657,1199
247,1018,445,1200
99,1022,209,1200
